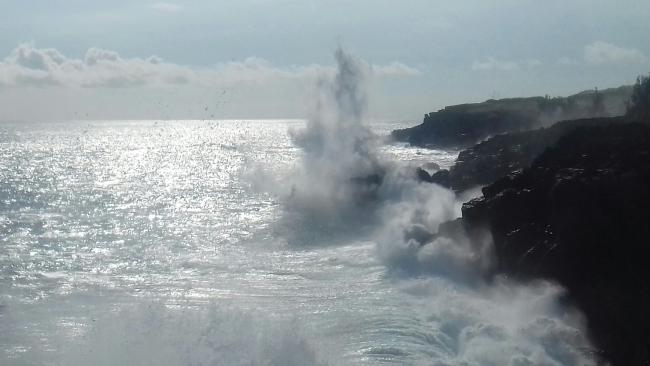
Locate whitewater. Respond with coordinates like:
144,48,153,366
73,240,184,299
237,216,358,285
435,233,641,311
1,51,595,365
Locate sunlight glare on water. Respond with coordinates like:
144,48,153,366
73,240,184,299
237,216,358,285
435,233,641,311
0,120,593,366
1,119,461,365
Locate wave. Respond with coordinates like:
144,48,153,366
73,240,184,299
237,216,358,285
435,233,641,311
4,302,335,366
260,48,598,365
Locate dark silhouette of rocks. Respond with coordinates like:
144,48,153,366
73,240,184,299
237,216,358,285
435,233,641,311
432,116,627,191
416,167,450,187
460,122,650,365
392,107,539,148
403,77,650,363
392,86,632,149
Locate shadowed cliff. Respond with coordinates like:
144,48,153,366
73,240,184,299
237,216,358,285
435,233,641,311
393,86,632,149
420,116,627,191
455,122,650,364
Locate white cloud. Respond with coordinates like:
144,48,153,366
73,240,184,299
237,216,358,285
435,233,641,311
472,57,519,71
584,41,646,65
0,44,419,89
372,61,421,76
471,57,542,72
150,2,182,13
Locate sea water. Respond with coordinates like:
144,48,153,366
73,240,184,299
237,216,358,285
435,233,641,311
0,119,594,365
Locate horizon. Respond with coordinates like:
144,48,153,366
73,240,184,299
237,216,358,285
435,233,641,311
0,81,635,124
3,5,650,365
1,1,649,122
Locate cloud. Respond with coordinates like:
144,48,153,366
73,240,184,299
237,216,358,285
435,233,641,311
584,41,646,65
372,62,421,76
0,44,419,89
471,57,542,71
150,2,182,12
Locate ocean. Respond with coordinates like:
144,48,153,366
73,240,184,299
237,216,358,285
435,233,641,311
0,118,596,365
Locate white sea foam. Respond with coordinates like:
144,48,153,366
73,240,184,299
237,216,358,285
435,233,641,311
64,303,333,366
274,48,597,365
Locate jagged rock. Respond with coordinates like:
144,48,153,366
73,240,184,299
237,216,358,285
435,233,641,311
433,116,627,191
415,167,434,182
415,167,452,188
429,169,451,188
461,122,650,365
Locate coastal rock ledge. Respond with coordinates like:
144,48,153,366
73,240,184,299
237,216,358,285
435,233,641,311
461,122,650,365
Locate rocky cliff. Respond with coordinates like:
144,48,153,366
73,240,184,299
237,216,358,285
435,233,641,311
393,86,632,149
460,122,650,365
425,116,627,191
392,106,539,148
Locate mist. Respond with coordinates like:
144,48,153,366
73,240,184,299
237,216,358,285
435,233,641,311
267,48,598,365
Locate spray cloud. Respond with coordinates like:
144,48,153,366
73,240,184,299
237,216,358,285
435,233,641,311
273,47,598,364
282,48,386,243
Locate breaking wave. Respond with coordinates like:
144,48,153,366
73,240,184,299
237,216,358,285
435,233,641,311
267,48,597,365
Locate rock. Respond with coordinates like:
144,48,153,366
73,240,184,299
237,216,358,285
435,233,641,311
415,167,434,182
428,170,451,188
392,86,632,149
437,116,627,191
392,107,539,148
461,122,650,365
415,167,451,188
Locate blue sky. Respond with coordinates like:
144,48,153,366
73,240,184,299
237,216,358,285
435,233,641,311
1,0,649,121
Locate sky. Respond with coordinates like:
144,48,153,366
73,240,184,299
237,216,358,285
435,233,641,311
0,0,649,122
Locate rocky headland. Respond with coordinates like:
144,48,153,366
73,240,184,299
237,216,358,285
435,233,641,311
421,116,627,191
402,76,650,364
460,122,650,364
392,86,631,149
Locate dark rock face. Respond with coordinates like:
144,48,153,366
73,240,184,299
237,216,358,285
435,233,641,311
392,107,539,148
436,116,627,191
415,167,450,187
393,86,632,149
462,123,650,365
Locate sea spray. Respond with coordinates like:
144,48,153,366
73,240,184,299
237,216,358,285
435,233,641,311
279,47,487,274
281,48,387,243
277,48,598,364
51,303,334,366
397,278,595,365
